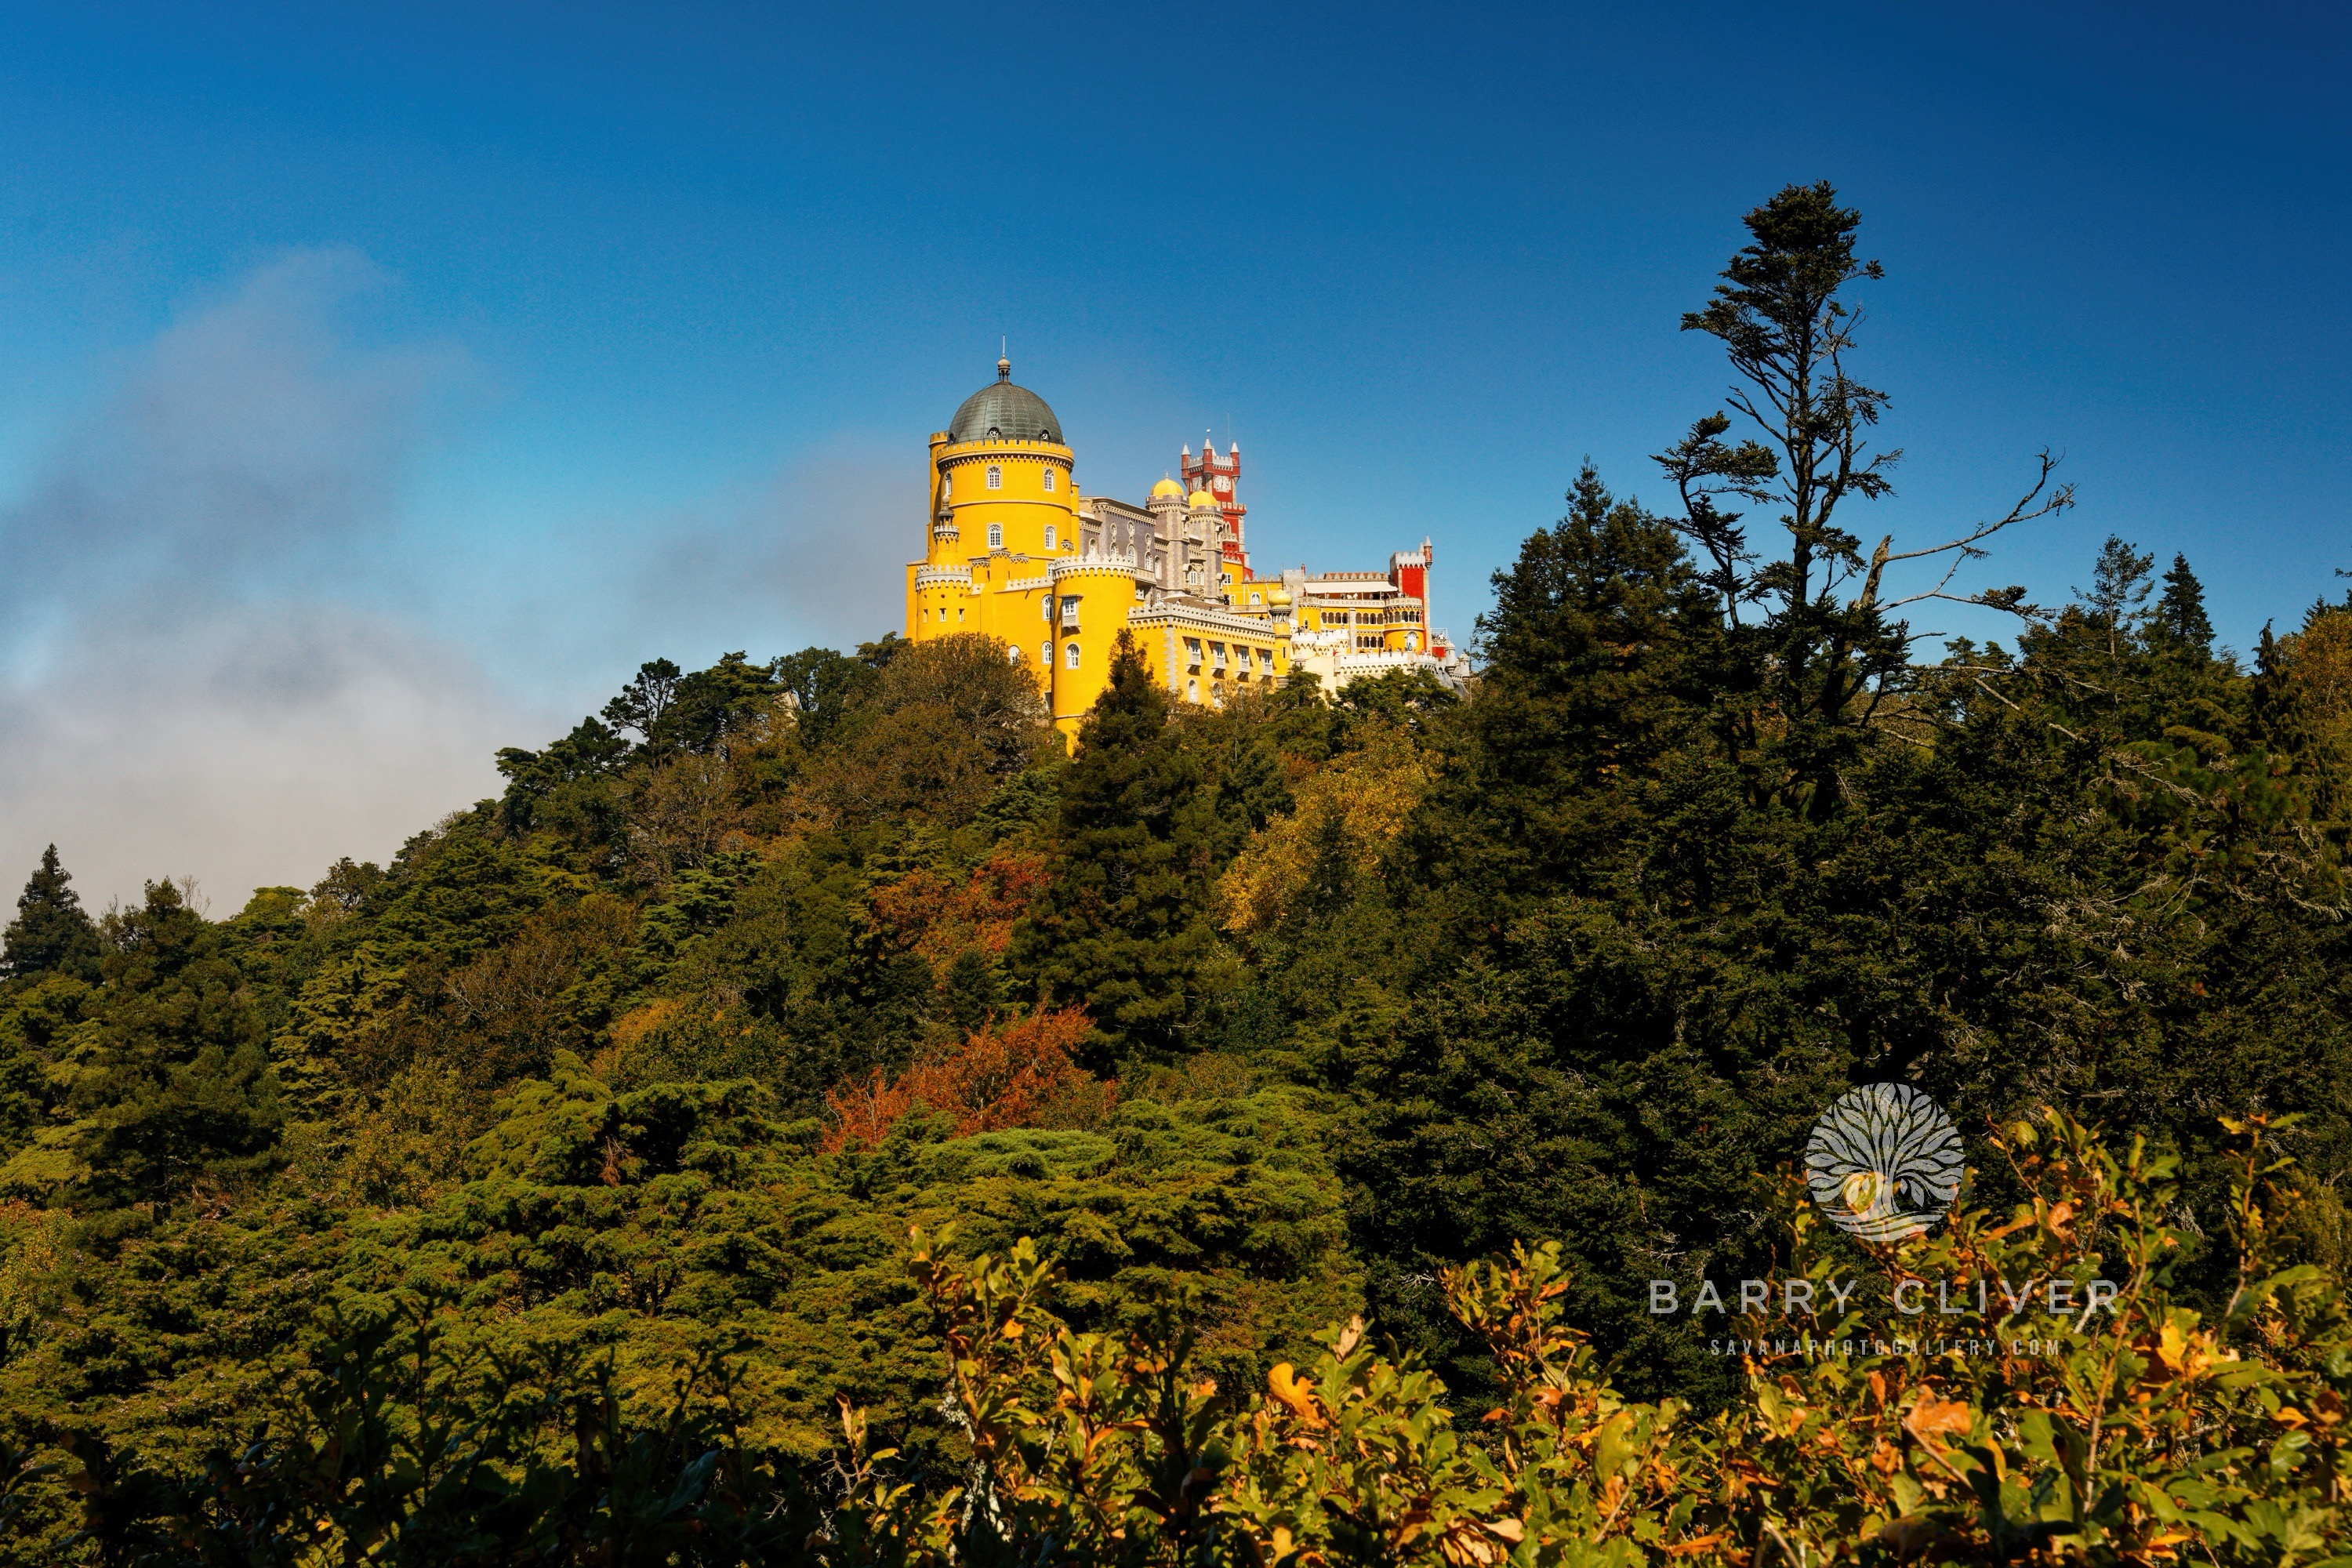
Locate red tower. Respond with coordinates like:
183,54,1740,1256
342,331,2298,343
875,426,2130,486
1180,439,1250,572
1391,539,1446,658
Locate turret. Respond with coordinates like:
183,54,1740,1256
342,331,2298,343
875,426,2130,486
1182,487,1221,595
1147,474,1188,591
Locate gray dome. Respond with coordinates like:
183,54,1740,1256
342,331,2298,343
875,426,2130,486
949,359,1062,444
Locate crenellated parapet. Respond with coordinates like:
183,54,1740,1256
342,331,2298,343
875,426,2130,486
1047,557,1138,584
908,354,1467,734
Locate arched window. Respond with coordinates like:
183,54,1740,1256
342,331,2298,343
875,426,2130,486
1041,641,1052,667
1044,524,1057,550
987,522,1004,549
1041,597,1051,620
1041,469,1055,492
1065,642,1080,670
1007,644,1022,662
985,465,1002,490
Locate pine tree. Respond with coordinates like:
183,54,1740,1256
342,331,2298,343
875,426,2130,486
1417,464,1717,902
2,844,100,981
1012,633,1236,1065
601,658,684,749
2152,552,2217,659
2077,534,2156,654
69,879,281,1207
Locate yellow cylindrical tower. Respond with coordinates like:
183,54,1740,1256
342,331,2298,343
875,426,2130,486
908,359,1082,710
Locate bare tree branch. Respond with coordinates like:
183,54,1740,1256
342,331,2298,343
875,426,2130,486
1857,451,2074,616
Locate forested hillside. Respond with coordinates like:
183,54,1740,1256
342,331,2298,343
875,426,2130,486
8,185,2352,1563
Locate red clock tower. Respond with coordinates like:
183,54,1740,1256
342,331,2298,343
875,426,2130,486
1180,438,1250,572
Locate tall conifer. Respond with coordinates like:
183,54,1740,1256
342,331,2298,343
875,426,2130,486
2152,552,2217,658
1014,633,1233,1065
68,879,282,1207
2,844,100,981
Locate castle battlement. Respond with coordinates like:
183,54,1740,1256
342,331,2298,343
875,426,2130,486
906,356,1470,733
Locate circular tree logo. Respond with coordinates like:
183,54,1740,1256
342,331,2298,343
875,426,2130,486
1804,1083,1964,1240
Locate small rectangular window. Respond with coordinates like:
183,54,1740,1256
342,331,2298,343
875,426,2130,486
985,466,1002,489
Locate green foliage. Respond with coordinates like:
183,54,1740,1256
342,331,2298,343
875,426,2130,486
1430,463,1719,898
2152,553,2218,659
9,184,2352,1564
2,846,100,983
61,880,283,1211
1014,634,1243,1067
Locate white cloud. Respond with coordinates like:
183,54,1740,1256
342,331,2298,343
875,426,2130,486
0,605,521,911
0,249,532,911
610,439,909,664
0,249,930,915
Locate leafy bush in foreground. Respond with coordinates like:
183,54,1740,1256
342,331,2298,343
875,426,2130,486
30,1109,2348,1565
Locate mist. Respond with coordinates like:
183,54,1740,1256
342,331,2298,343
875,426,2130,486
0,249,914,913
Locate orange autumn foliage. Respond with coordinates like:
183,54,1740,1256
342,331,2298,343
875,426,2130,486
819,1004,1101,1153
867,852,1049,974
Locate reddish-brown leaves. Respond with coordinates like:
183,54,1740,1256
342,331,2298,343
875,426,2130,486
820,1004,1102,1152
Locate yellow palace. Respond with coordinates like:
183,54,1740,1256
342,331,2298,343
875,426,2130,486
906,358,1469,736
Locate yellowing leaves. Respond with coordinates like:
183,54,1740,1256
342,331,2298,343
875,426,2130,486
2143,1316,2227,1387
1910,1401,1966,1439
1268,1362,1328,1428
1219,724,1428,934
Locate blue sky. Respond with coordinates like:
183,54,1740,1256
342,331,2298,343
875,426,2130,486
1,1,2345,902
